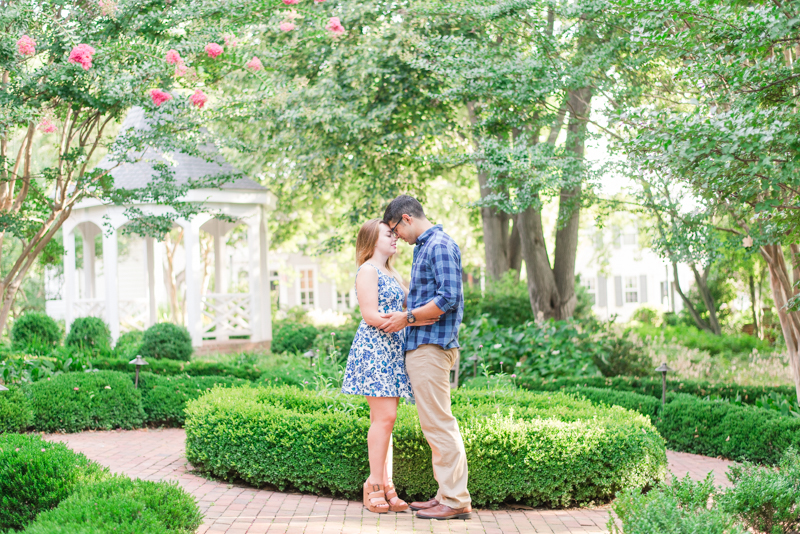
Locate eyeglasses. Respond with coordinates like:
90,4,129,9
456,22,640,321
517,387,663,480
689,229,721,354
390,217,404,237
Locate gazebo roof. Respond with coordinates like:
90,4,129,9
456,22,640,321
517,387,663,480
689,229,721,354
99,107,265,191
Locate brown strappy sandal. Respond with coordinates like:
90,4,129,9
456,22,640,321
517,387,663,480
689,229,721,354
384,482,409,512
363,481,390,514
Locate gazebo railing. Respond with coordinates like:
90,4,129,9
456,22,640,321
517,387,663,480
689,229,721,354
201,293,252,339
74,298,105,319
119,299,148,332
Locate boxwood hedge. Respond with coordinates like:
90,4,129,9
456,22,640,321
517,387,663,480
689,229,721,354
185,385,667,508
91,357,263,381
26,370,144,433
0,434,202,533
0,385,32,433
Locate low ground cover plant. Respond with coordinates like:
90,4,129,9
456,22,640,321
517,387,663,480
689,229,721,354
610,448,800,534
632,323,773,356
0,433,202,533
185,385,666,508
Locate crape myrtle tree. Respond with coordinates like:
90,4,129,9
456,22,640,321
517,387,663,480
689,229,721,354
613,0,800,401
214,0,462,253
0,0,347,335
407,0,639,320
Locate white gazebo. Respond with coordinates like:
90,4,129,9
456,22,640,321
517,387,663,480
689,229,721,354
61,108,275,348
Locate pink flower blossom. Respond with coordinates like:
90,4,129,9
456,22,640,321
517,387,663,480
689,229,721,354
68,44,96,70
204,43,223,58
223,34,238,47
149,88,173,106
326,17,345,36
246,56,264,72
511,374,517,378
165,49,182,65
190,89,208,108
98,0,118,16
282,0,299,4
17,35,36,56
38,118,57,133
314,0,326,3
174,63,188,77
74,387,79,391
279,22,296,32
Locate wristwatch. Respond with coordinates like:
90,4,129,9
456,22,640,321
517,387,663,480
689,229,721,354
407,309,417,324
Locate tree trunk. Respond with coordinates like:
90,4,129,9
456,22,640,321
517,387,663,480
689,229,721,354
690,264,722,335
508,215,522,278
760,244,800,404
518,204,560,320
749,272,759,337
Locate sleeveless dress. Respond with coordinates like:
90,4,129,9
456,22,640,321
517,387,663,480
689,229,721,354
341,263,414,399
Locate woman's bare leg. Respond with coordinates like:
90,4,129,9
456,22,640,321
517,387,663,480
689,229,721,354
366,396,398,486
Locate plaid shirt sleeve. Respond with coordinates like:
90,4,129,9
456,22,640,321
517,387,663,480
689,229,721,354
430,243,461,313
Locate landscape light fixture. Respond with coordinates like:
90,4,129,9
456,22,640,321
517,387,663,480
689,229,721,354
655,362,673,406
129,355,149,388
467,355,479,378
303,350,316,368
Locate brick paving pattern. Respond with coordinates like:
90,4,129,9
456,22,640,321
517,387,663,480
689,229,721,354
44,428,735,534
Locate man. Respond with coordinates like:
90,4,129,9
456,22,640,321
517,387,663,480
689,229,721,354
378,194,472,520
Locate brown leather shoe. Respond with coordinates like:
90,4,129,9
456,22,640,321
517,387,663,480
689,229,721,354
416,503,472,520
409,498,439,511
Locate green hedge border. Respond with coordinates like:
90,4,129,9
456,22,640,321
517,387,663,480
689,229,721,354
184,385,667,508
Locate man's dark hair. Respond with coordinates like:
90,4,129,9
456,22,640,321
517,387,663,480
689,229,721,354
383,195,425,224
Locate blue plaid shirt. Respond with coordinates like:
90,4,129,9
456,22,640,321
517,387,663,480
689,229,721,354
407,225,463,351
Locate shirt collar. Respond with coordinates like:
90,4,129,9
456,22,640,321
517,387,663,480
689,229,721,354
415,224,442,246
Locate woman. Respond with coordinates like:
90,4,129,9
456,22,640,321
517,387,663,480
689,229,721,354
340,219,435,514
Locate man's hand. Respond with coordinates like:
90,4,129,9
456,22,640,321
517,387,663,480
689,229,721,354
378,311,440,332
378,311,407,333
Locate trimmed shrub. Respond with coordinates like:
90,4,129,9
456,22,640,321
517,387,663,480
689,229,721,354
314,324,357,362
65,317,112,354
271,321,319,354
563,386,662,420
0,433,108,532
140,323,193,361
520,375,797,406
27,370,144,433
655,393,800,464
185,385,666,507
11,312,61,354
137,372,250,426
22,475,203,534
591,331,652,377
114,330,143,360
0,385,32,433
91,356,263,381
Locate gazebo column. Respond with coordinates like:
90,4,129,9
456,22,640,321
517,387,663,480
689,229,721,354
248,208,272,343
184,222,203,347
81,224,98,299
212,222,228,340
64,229,76,332
103,228,120,344
145,237,157,327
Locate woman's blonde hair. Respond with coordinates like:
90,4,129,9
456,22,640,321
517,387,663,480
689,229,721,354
356,219,397,276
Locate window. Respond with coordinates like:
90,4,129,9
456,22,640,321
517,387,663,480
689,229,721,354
622,232,637,246
660,281,669,304
624,276,639,303
299,269,315,307
337,291,352,309
581,276,597,305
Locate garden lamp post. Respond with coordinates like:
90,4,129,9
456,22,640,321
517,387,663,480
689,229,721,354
129,355,149,389
304,350,316,368
468,355,479,378
655,362,673,406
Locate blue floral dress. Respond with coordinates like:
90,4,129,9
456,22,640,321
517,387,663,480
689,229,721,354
341,263,413,399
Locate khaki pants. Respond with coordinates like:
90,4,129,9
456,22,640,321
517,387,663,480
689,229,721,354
405,344,471,509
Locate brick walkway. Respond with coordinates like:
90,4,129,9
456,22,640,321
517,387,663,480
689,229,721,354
44,428,735,534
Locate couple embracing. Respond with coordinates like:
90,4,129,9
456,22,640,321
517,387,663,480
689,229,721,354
340,195,472,521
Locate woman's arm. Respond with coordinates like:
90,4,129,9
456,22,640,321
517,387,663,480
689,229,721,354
355,267,385,328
